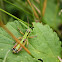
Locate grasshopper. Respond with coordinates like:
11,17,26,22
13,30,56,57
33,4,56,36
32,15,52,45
12,16,35,53
12,27,35,53
0,21,31,55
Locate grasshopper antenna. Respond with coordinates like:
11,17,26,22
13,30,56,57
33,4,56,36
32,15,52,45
27,16,34,30
27,16,29,29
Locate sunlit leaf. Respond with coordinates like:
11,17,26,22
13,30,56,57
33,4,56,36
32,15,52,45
0,21,61,62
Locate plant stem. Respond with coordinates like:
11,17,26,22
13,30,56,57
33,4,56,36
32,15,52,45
3,50,10,62
0,0,7,24
27,0,40,21
42,0,47,17
0,8,28,28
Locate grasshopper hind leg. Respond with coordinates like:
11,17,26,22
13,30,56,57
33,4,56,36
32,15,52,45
17,47,22,53
26,39,29,47
12,43,18,53
12,37,23,53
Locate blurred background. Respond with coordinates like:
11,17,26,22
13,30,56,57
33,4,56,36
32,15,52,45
0,0,62,42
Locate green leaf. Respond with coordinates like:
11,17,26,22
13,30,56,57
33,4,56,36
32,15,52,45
0,21,61,62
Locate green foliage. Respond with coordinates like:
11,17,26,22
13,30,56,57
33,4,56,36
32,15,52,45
44,0,62,30
0,21,61,62
0,8,29,28
4,0,34,23
0,0,62,61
